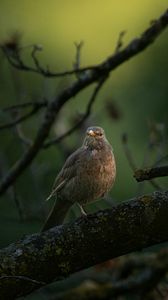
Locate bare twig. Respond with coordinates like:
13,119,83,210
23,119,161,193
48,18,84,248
0,100,47,130
1,11,167,79
31,44,44,73
115,31,126,53
15,124,32,146
44,76,107,148
121,133,137,171
134,165,168,182
137,121,166,193
73,41,84,70
12,186,25,221
0,110,37,130
122,133,163,191
2,100,47,112
0,9,168,196
1,43,96,77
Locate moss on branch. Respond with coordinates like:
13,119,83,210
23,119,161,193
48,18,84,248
134,165,168,182
0,191,168,299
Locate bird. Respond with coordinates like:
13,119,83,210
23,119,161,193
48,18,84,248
41,126,116,232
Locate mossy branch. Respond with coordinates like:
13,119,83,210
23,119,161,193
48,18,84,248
0,190,168,299
134,165,168,182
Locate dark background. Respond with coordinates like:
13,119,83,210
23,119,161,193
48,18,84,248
0,0,167,254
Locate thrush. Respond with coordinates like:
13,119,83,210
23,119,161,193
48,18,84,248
42,126,116,231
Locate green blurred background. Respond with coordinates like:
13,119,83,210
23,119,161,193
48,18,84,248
0,0,168,248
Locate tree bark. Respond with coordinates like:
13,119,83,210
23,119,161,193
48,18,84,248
0,190,168,299
134,165,168,181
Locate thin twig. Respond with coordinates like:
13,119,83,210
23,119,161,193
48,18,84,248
0,100,47,130
1,44,96,77
12,186,25,221
2,100,47,112
149,180,162,190
15,123,32,146
121,133,137,171
115,31,126,53
31,44,44,73
44,76,107,148
121,133,163,191
73,41,84,70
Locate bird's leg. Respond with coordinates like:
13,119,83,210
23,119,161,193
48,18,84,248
77,203,87,217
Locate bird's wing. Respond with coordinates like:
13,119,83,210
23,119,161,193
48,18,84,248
46,147,85,200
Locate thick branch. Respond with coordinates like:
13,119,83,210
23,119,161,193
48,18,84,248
134,165,168,182
0,10,168,195
0,191,168,299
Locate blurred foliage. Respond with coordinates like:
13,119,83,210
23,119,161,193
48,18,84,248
0,0,167,252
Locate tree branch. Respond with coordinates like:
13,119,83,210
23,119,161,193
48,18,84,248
44,76,107,148
122,133,163,191
2,100,47,112
0,9,167,196
134,165,168,182
0,190,168,299
73,41,84,71
55,249,168,300
0,99,47,130
1,43,96,77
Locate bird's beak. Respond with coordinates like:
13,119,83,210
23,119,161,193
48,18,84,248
87,130,96,137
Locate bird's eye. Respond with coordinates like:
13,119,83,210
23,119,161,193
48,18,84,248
96,132,102,136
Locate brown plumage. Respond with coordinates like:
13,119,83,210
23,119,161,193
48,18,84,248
42,126,116,231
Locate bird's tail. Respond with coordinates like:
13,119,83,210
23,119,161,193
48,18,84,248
41,197,72,232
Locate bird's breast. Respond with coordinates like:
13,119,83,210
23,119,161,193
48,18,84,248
90,149,98,157
75,148,116,204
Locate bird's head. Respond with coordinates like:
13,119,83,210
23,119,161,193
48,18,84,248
86,126,105,139
83,126,109,150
